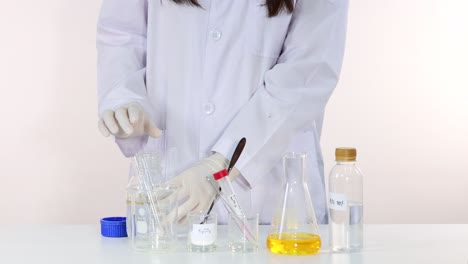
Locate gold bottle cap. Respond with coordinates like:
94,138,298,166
335,148,357,162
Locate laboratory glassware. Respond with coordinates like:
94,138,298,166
127,153,180,252
203,137,246,224
267,152,321,255
126,153,163,245
228,213,259,252
328,148,363,252
213,169,245,217
206,175,257,244
187,211,217,252
127,181,179,251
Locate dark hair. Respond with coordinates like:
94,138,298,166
171,0,294,17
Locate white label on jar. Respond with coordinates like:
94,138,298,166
228,194,244,216
190,224,217,246
136,221,148,234
329,192,348,211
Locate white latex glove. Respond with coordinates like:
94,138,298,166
98,102,162,138
166,153,240,223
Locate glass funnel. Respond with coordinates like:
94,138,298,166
267,152,321,255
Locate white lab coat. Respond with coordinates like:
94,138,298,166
97,0,348,224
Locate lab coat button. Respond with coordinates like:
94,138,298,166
203,102,216,115
210,29,222,41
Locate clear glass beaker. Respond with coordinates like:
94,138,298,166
187,211,217,252
228,213,259,252
267,152,321,255
127,182,179,252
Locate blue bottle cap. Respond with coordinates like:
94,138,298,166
100,217,127,237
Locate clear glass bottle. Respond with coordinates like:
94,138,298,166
328,148,364,252
267,152,321,255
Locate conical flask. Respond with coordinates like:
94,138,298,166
267,152,321,255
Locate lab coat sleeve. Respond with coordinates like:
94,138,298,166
97,0,151,157
212,0,348,186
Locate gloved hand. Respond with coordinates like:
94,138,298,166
98,102,162,138
166,153,240,223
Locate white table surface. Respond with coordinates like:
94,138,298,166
0,225,467,264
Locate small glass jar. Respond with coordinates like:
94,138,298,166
228,213,259,252
187,211,218,252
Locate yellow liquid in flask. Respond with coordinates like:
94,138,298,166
267,233,321,255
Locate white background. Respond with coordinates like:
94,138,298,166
0,0,466,224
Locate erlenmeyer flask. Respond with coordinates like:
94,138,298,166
267,152,321,255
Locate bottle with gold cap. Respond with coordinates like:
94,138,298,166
328,148,363,252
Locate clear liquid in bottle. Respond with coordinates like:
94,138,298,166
328,148,364,252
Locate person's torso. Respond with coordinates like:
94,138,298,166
145,1,297,168
143,0,327,223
